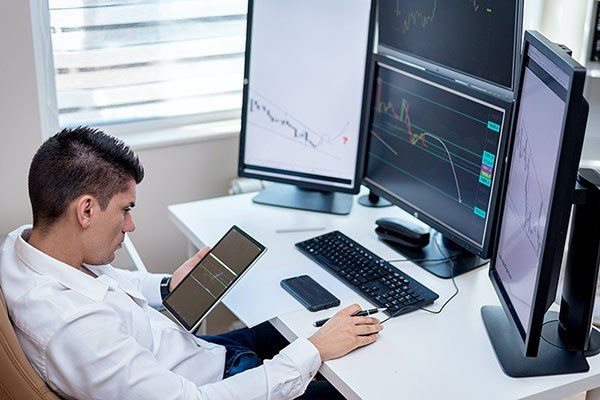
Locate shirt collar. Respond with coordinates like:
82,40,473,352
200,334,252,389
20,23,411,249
15,227,109,301
86,264,148,308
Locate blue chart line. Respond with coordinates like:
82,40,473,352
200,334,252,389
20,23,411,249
248,91,349,153
374,80,477,203
506,125,546,255
376,121,480,175
370,152,474,210
381,79,489,126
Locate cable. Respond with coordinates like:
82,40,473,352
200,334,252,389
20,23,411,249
381,274,458,323
381,233,462,323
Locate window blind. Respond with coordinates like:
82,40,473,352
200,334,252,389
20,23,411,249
49,0,247,128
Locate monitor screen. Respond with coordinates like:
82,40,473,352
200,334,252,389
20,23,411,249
239,0,373,192
363,58,510,255
377,0,521,90
493,44,571,336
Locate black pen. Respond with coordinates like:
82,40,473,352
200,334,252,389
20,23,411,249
313,307,387,327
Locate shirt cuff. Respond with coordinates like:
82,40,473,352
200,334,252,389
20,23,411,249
279,338,322,382
143,273,171,309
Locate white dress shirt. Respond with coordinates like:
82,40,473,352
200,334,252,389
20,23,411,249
0,226,321,400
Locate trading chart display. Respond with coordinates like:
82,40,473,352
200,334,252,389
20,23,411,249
378,0,519,89
241,0,372,189
365,63,507,247
494,46,570,331
163,227,264,330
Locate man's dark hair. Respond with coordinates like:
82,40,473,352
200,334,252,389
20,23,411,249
28,127,144,228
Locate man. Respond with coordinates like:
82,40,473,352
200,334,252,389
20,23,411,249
0,127,383,399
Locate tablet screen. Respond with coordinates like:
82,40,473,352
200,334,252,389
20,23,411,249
163,226,266,331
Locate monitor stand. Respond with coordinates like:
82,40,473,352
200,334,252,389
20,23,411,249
357,190,392,208
481,307,599,377
482,169,600,377
381,230,486,279
252,183,353,215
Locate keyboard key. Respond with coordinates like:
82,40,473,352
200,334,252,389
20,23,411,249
295,231,439,318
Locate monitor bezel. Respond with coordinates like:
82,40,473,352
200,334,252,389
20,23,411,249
238,0,377,195
377,0,523,98
361,53,513,259
488,30,588,357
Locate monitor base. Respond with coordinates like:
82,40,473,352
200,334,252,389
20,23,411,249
357,191,392,208
381,231,487,279
482,306,591,377
542,319,600,357
252,184,353,215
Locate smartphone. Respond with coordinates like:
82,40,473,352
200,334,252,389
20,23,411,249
281,275,340,312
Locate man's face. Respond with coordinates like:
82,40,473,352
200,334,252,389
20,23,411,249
84,179,137,266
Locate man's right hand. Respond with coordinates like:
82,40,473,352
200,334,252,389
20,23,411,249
308,304,383,361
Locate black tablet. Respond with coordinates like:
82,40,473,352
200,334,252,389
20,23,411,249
163,226,266,331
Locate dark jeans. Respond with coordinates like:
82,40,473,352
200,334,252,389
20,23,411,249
200,322,345,399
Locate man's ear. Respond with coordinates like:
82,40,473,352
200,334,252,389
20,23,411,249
75,195,96,229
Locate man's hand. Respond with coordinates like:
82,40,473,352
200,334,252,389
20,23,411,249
169,247,211,291
308,304,383,361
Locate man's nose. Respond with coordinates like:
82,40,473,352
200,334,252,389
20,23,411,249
123,213,135,233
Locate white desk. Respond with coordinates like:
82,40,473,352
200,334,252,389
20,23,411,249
169,192,600,400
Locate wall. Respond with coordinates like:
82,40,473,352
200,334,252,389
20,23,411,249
0,1,44,233
536,0,600,162
539,0,588,60
583,77,600,162
129,138,238,273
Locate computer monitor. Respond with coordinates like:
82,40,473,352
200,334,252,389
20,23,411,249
482,31,595,377
238,0,375,215
377,0,523,97
362,54,512,278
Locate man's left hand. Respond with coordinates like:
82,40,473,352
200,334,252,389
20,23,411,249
169,247,211,291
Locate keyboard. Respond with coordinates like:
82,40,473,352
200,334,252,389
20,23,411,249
296,231,439,316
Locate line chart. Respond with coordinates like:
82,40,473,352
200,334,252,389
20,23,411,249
366,64,506,244
505,125,547,255
394,0,438,34
392,0,485,35
374,77,467,202
372,131,398,156
468,0,482,12
248,90,350,151
189,257,235,300
379,0,514,88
